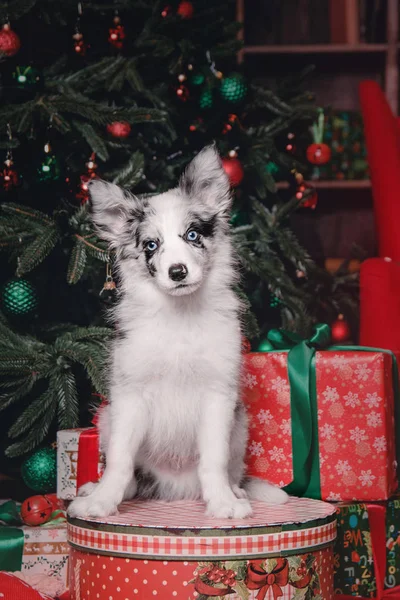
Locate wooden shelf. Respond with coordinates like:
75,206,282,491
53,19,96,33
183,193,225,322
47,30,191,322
325,258,361,273
243,43,389,55
276,180,371,190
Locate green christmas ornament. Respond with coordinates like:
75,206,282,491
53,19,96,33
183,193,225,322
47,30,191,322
230,209,248,227
266,161,280,176
269,293,282,309
190,72,205,86
21,447,57,493
13,65,41,88
38,153,61,182
220,73,247,104
199,88,213,110
2,278,38,316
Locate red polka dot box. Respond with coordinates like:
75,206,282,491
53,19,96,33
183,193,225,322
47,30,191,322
67,496,336,599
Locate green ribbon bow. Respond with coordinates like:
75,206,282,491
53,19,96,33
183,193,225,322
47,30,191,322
263,324,400,499
0,499,66,572
0,500,24,571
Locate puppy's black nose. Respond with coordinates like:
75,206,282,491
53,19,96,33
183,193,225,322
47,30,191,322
169,264,188,282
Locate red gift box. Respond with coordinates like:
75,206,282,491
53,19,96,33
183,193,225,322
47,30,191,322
242,346,398,502
68,496,336,599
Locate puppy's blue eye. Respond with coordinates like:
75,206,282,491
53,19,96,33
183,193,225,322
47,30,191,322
145,240,158,252
186,230,199,242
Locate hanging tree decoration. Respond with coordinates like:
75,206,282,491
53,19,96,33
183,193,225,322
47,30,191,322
72,3,87,55
221,149,244,187
0,23,21,57
331,314,351,343
177,1,194,19
21,447,57,494
1,124,19,192
108,10,125,50
307,108,332,165
100,261,116,297
285,132,296,154
106,119,131,137
1,277,38,317
220,72,247,104
161,5,172,18
295,171,318,210
37,121,61,182
13,65,42,89
77,152,98,204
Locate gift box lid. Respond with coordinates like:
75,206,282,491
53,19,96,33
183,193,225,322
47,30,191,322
67,497,337,560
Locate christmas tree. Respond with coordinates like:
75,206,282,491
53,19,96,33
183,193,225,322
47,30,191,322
0,0,358,463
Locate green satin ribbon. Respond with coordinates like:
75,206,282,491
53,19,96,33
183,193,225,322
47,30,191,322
263,324,400,498
0,500,66,572
0,500,24,571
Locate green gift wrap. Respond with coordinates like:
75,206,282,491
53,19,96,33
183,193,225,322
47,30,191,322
334,499,400,598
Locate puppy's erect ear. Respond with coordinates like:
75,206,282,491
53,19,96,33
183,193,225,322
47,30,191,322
180,145,231,213
89,180,143,247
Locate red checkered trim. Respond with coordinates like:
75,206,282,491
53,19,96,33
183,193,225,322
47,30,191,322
68,520,336,559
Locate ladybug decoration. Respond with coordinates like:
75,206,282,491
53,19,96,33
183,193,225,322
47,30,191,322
307,109,332,166
20,495,53,526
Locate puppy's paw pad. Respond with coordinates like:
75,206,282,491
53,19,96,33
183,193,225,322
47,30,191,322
67,495,118,519
206,497,252,519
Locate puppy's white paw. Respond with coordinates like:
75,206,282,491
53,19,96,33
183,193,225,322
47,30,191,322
206,497,252,519
67,493,119,519
77,482,98,497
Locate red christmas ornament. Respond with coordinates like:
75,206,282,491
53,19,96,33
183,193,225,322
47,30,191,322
20,494,53,526
285,132,296,154
77,172,97,204
177,1,194,19
176,84,189,101
106,121,131,138
331,314,350,343
72,32,87,55
222,114,239,134
108,24,125,49
0,23,21,57
296,179,318,210
306,142,332,165
1,163,18,191
161,5,172,17
221,157,244,187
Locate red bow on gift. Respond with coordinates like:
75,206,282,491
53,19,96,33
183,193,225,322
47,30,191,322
246,558,289,600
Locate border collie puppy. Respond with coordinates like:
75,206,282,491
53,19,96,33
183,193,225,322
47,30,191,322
68,145,288,519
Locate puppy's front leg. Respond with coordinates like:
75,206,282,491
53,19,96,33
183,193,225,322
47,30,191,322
198,393,252,519
68,397,146,518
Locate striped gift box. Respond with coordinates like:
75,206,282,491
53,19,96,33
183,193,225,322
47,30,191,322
68,496,336,599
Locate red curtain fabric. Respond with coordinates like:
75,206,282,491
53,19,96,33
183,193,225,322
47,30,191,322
359,81,400,261
360,258,400,351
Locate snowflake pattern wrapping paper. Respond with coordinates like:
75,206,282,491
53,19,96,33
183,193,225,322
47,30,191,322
242,351,398,502
68,497,336,599
21,524,69,587
334,497,400,598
